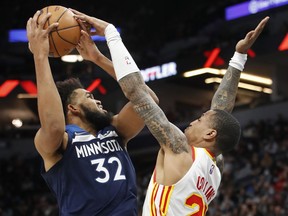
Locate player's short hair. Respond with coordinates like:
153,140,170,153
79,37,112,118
211,109,241,153
56,77,84,118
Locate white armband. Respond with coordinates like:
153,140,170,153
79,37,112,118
105,24,140,81
229,51,247,71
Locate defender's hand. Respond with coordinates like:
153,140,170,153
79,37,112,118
76,30,101,62
70,8,109,36
236,16,269,54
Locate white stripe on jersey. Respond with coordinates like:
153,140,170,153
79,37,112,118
72,130,119,143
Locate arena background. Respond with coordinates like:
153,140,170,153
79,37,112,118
0,0,288,215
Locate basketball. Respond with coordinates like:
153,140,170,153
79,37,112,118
37,5,81,58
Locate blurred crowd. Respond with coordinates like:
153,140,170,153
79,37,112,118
0,114,288,216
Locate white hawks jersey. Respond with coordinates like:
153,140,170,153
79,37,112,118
142,147,221,216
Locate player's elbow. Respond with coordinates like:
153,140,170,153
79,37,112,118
122,83,147,102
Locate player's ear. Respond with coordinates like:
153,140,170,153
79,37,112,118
204,129,217,140
67,104,80,115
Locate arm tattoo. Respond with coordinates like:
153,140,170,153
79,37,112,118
211,66,241,113
119,73,188,154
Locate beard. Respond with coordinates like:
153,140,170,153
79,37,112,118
81,105,113,131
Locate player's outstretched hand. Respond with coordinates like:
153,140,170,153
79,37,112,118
70,8,109,36
236,16,270,54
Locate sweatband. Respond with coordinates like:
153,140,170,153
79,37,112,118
229,51,248,71
105,24,140,81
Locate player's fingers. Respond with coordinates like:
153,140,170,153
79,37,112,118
69,8,82,16
38,12,52,28
77,20,88,32
46,22,59,34
81,29,90,37
254,16,269,33
245,31,255,40
70,9,91,23
32,10,41,22
73,14,87,22
76,43,82,50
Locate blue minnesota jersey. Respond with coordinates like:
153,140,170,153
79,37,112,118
41,124,137,216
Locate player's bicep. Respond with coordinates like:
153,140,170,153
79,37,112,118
34,127,65,157
112,101,145,143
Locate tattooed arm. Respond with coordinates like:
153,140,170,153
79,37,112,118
211,16,269,113
210,66,241,113
119,72,188,153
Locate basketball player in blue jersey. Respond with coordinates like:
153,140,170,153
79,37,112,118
26,10,158,216
71,10,269,215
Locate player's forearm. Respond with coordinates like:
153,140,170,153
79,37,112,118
210,65,241,113
119,74,186,153
211,51,247,113
119,73,172,145
92,53,117,80
34,56,65,133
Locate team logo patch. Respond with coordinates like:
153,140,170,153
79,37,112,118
209,164,215,174
125,56,131,65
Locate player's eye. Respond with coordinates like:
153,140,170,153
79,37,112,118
87,93,94,99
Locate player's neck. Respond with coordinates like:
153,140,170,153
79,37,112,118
68,117,97,135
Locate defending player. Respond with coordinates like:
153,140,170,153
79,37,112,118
71,8,269,215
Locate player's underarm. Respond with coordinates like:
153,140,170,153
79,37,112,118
210,66,241,113
119,73,188,153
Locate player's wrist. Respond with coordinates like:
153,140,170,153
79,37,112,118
229,51,247,71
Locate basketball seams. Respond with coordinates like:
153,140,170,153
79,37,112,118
50,7,69,57
56,8,80,31
57,8,68,22
55,26,81,45
51,25,80,32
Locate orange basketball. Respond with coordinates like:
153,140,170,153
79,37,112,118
37,5,81,58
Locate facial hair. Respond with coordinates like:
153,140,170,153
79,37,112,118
81,105,113,131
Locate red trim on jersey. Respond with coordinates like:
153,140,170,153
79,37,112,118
162,186,172,213
205,148,215,158
151,183,159,216
191,146,196,161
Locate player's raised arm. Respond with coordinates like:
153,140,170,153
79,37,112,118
72,10,160,144
103,23,188,152
211,16,269,113
26,11,65,158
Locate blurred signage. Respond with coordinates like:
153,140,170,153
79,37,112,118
141,62,177,82
225,0,288,21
